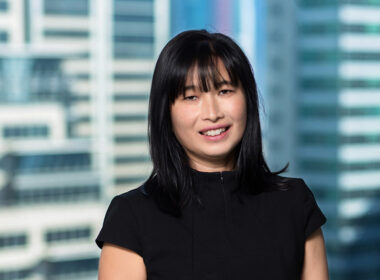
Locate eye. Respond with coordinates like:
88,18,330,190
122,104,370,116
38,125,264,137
184,96,198,101
219,89,233,95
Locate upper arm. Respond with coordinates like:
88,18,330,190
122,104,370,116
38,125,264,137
98,243,147,280
301,228,329,280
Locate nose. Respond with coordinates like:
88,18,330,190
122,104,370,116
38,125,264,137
200,94,224,121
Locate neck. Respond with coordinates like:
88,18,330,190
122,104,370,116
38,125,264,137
188,155,236,172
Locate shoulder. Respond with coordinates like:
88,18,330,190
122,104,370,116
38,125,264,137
111,175,168,217
274,175,311,193
117,185,147,202
285,176,318,203
270,175,326,227
112,180,155,210
267,175,317,205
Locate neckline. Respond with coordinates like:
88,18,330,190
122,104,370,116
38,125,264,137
190,167,237,175
189,167,238,190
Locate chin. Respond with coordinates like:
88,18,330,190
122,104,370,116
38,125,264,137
202,150,232,159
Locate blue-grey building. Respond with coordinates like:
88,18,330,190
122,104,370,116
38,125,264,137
0,0,169,278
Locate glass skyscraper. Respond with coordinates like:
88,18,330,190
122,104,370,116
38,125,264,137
266,0,380,279
0,0,169,278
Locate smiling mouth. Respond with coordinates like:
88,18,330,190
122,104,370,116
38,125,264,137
199,125,231,136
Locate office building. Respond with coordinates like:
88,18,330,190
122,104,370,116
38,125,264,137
0,0,169,278
266,0,380,279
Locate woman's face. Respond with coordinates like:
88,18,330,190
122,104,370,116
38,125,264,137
170,59,247,171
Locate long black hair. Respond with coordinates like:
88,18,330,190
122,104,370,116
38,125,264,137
144,29,290,217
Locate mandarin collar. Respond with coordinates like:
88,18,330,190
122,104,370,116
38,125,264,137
190,168,239,191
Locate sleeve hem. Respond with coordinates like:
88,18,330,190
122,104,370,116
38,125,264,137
298,178,327,240
94,195,144,257
304,213,327,240
95,238,143,257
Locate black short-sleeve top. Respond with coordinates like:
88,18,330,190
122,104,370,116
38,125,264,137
96,169,327,280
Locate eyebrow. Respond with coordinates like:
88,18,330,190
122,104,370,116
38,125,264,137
184,80,233,91
215,80,233,88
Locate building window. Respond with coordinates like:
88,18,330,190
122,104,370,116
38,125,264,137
15,185,100,204
298,105,338,118
114,134,148,143
3,125,49,139
112,0,154,58
114,42,154,58
0,1,8,11
300,159,380,172
342,133,380,144
114,155,151,164
114,114,148,122
300,51,380,62
114,14,154,22
15,153,91,174
0,268,32,280
44,30,89,38
342,0,380,5
298,132,339,145
113,94,149,101
298,0,337,6
299,50,338,62
113,73,152,80
344,79,380,88
45,227,91,243
343,52,380,61
300,78,338,90
299,23,338,35
299,159,338,172
115,175,148,185
114,0,153,16
0,57,71,104
0,233,27,249
299,0,380,6
44,0,88,16
0,31,8,42
47,258,98,278
300,23,380,35
298,105,380,118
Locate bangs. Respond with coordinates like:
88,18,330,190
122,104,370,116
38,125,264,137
168,41,240,103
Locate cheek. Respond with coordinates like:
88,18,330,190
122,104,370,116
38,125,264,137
229,97,247,124
170,105,191,135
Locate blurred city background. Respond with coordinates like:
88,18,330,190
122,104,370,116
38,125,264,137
0,0,379,279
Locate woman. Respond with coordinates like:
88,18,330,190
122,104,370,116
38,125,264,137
96,29,329,280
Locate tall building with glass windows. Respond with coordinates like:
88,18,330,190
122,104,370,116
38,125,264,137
0,0,169,279
263,0,298,177
266,0,380,279
111,0,169,194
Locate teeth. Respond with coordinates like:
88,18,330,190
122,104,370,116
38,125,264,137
202,127,227,136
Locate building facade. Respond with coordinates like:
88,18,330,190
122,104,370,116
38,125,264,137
266,0,380,279
0,0,169,279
